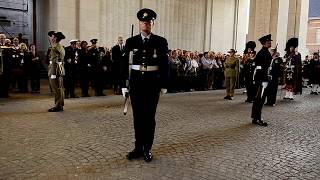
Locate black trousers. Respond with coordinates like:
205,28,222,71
64,76,77,97
129,71,160,151
266,80,279,104
245,80,256,101
30,74,40,92
0,74,9,97
251,85,267,120
93,72,104,95
81,77,90,96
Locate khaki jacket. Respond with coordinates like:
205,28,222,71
48,43,65,77
224,56,239,77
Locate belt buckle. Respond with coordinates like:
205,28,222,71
140,64,147,71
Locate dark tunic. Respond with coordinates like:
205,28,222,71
120,33,169,151
309,58,320,84
251,46,271,120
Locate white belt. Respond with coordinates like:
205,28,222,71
131,65,159,71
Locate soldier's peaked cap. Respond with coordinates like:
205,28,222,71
137,8,157,21
69,39,78,44
90,39,98,44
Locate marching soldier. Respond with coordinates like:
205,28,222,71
265,48,283,106
243,41,256,103
309,52,320,95
120,8,169,162
47,31,66,112
64,39,79,98
224,49,239,100
251,34,273,126
283,38,302,100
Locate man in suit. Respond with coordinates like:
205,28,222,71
112,36,125,95
120,8,169,162
251,34,272,126
309,52,320,95
47,31,65,112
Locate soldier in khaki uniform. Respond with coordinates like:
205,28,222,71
47,31,66,112
224,49,239,100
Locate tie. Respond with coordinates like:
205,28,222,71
143,38,149,45
120,45,122,51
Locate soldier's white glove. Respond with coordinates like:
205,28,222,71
121,88,129,98
50,75,56,79
67,59,71,63
103,66,107,71
262,82,268,88
161,88,167,94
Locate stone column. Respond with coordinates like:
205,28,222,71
298,0,310,57
276,0,290,56
235,0,250,53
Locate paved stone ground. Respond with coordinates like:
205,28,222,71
0,88,319,180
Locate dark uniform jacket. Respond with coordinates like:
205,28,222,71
309,59,320,84
64,46,78,77
254,46,272,84
121,34,169,88
270,57,283,80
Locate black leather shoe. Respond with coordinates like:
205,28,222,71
252,119,268,126
48,107,63,112
126,149,143,160
143,150,153,162
224,96,232,100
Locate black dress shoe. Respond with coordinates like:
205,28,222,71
81,94,90,97
126,149,143,160
70,95,79,98
143,150,153,162
252,119,268,126
48,107,64,112
224,96,230,100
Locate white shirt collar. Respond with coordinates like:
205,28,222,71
141,33,151,40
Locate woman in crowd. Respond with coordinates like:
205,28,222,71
29,44,41,93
